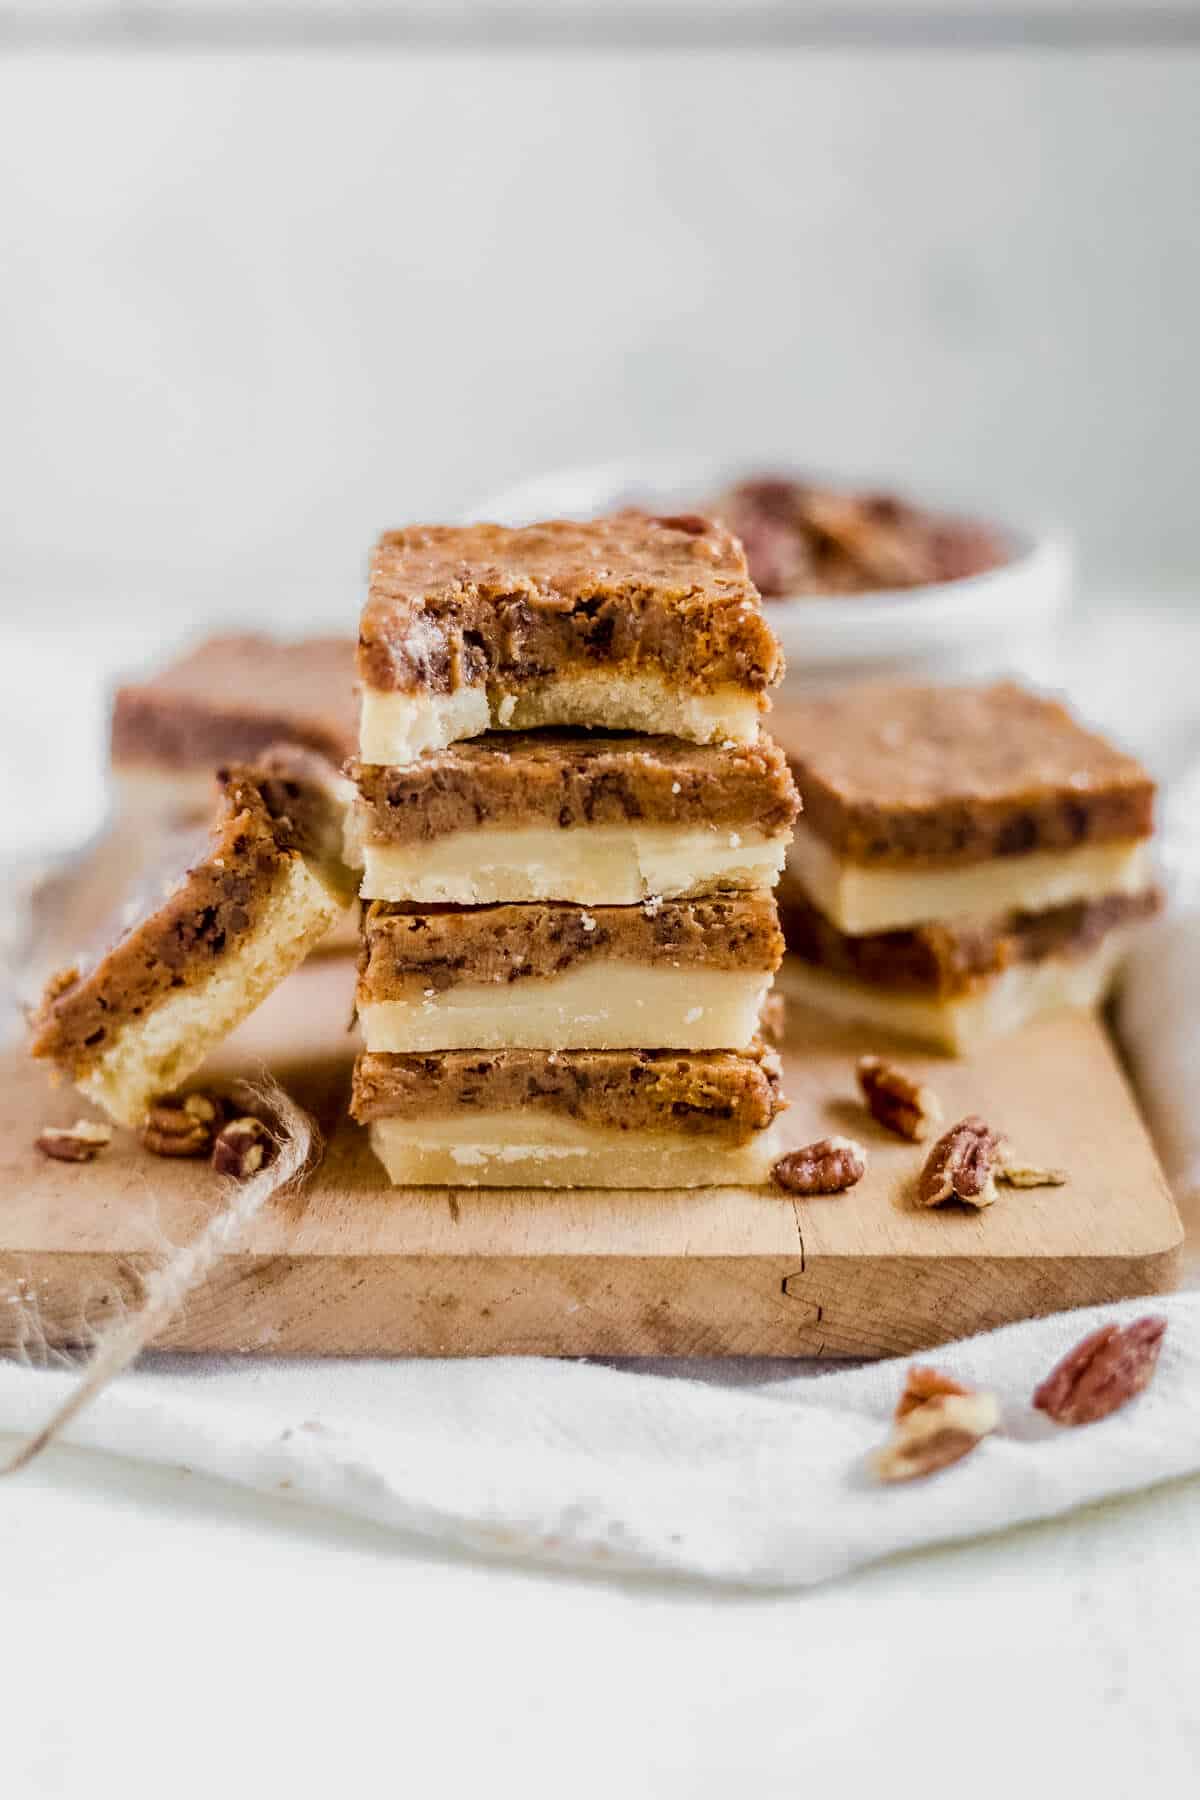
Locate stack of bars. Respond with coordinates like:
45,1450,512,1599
345,513,801,1188
774,681,1161,1054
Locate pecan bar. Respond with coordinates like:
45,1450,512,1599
29,747,357,1126
357,895,785,1053
774,681,1156,934
111,634,358,826
351,1041,787,1188
349,730,799,905
357,513,784,761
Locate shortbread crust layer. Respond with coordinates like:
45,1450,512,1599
359,963,774,1052
779,930,1137,1056
787,820,1154,936
358,824,787,905
366,1115,787,1188
359,675,765,761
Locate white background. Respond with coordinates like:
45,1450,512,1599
2,39,1199,634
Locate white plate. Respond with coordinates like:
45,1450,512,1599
472,456,1072,691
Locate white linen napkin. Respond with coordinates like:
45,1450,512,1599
2,602,1198,1587
1,1296,1194,1589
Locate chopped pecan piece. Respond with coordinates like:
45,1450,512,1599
212,1115,273,1180
35,1120,112,1164
917,1116,1000,1209
857,1055,942,1142
773,1135,867,1195
1033,1315,1166,1426
894,1364,971,1420
872,1390,999,1482
141,1092,225,1159
997,1160,1067,1189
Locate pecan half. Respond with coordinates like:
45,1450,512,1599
773,1136,867,1195
857,1055,942,1142
141,1092,225,1158
997,1160,1067,1189
35,1120,112,1163
212,1116,273,1180
872,1390,999,1482
917,1116,1000,1209
1033,1315,1167,1426
894,1364,971,1420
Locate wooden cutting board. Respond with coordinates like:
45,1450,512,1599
0,951,1182,1358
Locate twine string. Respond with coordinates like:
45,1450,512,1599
4,1077,316,1476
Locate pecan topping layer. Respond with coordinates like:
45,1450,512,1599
1033,1316,1167,1426
917,1116,1000,1209
857,1055,942,1142
773,1136,867,1195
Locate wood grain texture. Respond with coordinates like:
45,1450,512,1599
0,954,1181,1357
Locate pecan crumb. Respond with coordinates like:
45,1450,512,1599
773,1135,867,1195
1033,1315,1166,1426
872,1389,999,1483
140,1091,225,1158
997,1160,1067,1189
917,1116,1000,1209
857,1055,942,1142
894,1364,971,1420
35,1120,112,1163
212,1115,273,1180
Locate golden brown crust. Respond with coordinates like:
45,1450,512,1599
352,731,799,845
779,883,1163,998
28,749,350,1078
358,513,783,698
350,1041,785,1141
773,682,1156,866
110,634,358,772
358,896,785,998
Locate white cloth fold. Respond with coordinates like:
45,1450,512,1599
1,1295,1194,1588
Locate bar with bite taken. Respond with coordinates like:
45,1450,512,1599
358,513,783,762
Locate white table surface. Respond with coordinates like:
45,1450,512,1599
5,1434,1200,1797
